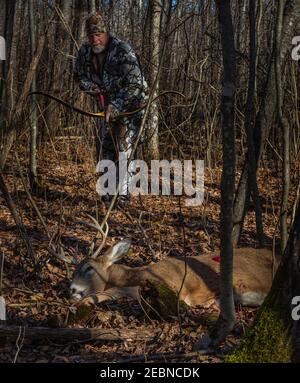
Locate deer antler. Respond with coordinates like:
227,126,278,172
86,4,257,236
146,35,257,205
85,214,109,259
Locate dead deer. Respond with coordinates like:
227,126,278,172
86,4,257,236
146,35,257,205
70,218,278,307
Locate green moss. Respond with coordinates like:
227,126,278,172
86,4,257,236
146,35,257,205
140,280,188,321
227,304,292,363
156,282,188,318
198,312,219,328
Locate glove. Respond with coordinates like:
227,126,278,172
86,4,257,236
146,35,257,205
105,103,120,122
87,85,102,96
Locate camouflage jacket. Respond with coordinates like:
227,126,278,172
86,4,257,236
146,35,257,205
74,34,148,112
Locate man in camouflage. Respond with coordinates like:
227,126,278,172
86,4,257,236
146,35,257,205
74,13,148,201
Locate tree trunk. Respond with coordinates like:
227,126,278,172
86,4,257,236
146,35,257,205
28,0,39,189
146,0,161,160
0,0,7,100
45,0,73,139
275,0,290,254
0,0,19,170
228,201,300,362
243,0,265,246
74,0,87,45
210,0,236,345
89,0,96,13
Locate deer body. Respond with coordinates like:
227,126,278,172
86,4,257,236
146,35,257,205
70,240,277,307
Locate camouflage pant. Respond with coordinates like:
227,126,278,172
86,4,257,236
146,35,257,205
95,113,143,196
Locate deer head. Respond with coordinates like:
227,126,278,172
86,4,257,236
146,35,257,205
70,239,131,301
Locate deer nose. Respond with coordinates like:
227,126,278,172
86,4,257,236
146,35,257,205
70,287,83,298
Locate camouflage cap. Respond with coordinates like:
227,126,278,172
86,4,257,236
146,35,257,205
85,13,108,35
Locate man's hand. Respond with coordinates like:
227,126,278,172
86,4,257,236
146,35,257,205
105,104,120,122
87,85,102,96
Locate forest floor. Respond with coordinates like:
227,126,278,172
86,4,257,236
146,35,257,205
0,139,295,363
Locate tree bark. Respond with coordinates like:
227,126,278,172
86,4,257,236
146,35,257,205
243,0,265,246
210,0,236,345
28,0,39,188
45,0,73,138
0,0,16,170
0,0,7,100
275,0,290,254
147,0,161,160
228,201,300,362
89,0,96,13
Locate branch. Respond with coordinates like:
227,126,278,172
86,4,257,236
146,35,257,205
0,325,158,343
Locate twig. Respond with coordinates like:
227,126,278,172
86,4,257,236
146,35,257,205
13,326,25,363
0,325,158,343
7,300,69,308
138,291,165,323
117,206,157,260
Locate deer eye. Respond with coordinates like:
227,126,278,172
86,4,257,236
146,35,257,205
85,266,95,275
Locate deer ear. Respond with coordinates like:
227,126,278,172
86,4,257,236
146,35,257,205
102,239,131,267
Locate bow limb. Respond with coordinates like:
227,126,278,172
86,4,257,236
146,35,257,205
28,91,105,118
28,90,185,119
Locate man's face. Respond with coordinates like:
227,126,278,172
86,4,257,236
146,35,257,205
88,32,109,54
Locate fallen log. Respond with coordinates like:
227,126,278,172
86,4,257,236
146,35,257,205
0,325,158,342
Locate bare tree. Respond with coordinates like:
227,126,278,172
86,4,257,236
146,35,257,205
45,0,73,138
208,0,237,346
0,0,17,169
89,0,96,13
276,0,290,254
146,0,161,160
243,0,265,246
74,0,88,44
28,0,39,188
0,0,7,99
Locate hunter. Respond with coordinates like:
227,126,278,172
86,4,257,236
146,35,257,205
74,12,148,202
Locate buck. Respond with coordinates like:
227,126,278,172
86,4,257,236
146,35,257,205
70,217,278,307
